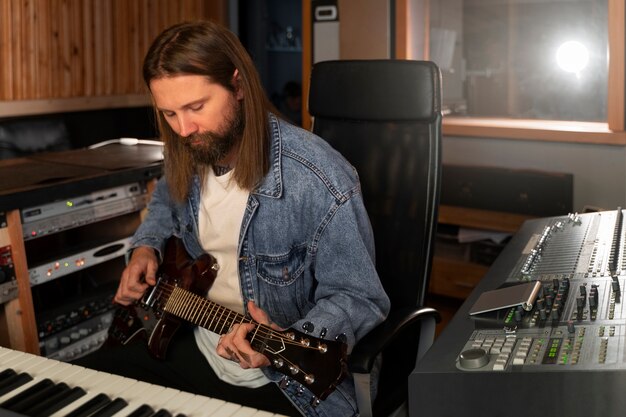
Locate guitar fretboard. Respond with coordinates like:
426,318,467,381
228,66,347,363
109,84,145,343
163,286,255,336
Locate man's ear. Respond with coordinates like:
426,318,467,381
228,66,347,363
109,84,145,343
233,69,244,100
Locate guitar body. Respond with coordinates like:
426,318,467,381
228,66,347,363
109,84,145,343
109,237,218,359
108,236,347,400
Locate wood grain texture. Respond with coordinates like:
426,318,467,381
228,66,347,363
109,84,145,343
0,0,227,101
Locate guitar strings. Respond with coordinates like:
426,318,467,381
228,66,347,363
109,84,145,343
149,282,327,351
150,283,322,377
147,282,344,388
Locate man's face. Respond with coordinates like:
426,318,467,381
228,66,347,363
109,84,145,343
150,74,244,166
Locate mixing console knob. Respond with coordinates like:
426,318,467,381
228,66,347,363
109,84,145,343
555,294,563,305
579,285,586,296
551,308,560,320
514,309,523,322
546,294,554,307
576,296,585,308
539,308,547,320
458,348,489,369
537,298,545,310
45,337,59,351
567,320,576,334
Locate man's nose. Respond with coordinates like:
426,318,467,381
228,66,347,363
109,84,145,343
178,115,198,137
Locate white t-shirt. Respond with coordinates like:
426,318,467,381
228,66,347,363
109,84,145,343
193,168,270,387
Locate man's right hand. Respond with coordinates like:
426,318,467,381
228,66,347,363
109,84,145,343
114,246,159,305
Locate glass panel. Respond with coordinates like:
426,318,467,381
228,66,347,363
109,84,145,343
430,0,608,122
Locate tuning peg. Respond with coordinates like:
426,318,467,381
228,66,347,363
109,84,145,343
319,327,327,338
335,333,347,343
297,385,305,396
310,397,320,407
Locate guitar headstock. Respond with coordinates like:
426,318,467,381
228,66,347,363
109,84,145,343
251,327,348,400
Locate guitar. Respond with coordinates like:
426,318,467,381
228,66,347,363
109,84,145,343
108,237,348,400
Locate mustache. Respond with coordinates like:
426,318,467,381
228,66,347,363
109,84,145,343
181,131,217,145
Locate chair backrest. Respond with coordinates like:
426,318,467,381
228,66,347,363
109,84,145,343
308,59,442,310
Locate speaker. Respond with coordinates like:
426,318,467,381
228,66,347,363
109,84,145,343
441,164,574,216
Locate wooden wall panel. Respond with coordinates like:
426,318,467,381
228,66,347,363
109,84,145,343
0,0,227,102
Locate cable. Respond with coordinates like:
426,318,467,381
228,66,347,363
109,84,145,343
88,138,163,149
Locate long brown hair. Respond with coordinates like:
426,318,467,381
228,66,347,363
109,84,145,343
143,20,272,202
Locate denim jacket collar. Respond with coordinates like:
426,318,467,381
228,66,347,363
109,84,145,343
252,113,283,199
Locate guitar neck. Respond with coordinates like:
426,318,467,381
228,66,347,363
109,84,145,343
162,285,258,336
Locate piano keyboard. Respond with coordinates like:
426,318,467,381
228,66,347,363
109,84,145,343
0,346,287,417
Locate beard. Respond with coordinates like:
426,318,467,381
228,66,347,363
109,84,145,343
181,100,244,166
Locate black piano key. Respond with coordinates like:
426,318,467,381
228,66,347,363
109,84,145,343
64,393,113,417
174,414,188,417
0,369,17,381
0,373,34,396
8,382,70,413
152,409,173,417
125,404,155,417
0,407,30,417
0,379,55,408
29,386,87,417
88,397,129,417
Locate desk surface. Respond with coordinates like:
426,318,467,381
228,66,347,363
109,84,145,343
0,144,163,211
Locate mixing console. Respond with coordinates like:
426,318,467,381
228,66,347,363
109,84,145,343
457,209,626,373
410,209,626,417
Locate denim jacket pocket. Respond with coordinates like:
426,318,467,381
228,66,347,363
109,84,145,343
256,244,307,286
256,244,308,325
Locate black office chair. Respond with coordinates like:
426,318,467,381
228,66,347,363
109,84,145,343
308,60,443,417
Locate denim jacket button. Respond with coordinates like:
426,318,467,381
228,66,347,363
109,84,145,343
302,322,315,333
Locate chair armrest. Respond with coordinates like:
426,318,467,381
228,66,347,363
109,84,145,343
349,306,441,373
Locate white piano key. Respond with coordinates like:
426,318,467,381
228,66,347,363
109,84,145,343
153,390,223,416
49,372,140,417
0,354,72,404
170,394,227,417
108,380,170,417
210,402,248,417
0,346,288,417
251,411,282,417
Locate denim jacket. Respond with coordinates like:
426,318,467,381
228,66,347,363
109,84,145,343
131,114,390,416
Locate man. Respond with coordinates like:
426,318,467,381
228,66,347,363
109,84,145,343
78,20,389,417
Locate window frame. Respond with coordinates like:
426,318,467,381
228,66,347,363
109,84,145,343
398,0,626,145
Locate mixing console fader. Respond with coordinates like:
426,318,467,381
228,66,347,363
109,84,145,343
410,209,626,417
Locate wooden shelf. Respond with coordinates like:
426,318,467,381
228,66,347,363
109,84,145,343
430,205,535,300
438,205,535,234
430,256,489,300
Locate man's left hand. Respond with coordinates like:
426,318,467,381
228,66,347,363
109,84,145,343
216,300,283,368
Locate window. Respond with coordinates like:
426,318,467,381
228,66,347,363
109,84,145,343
425,0,625,144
